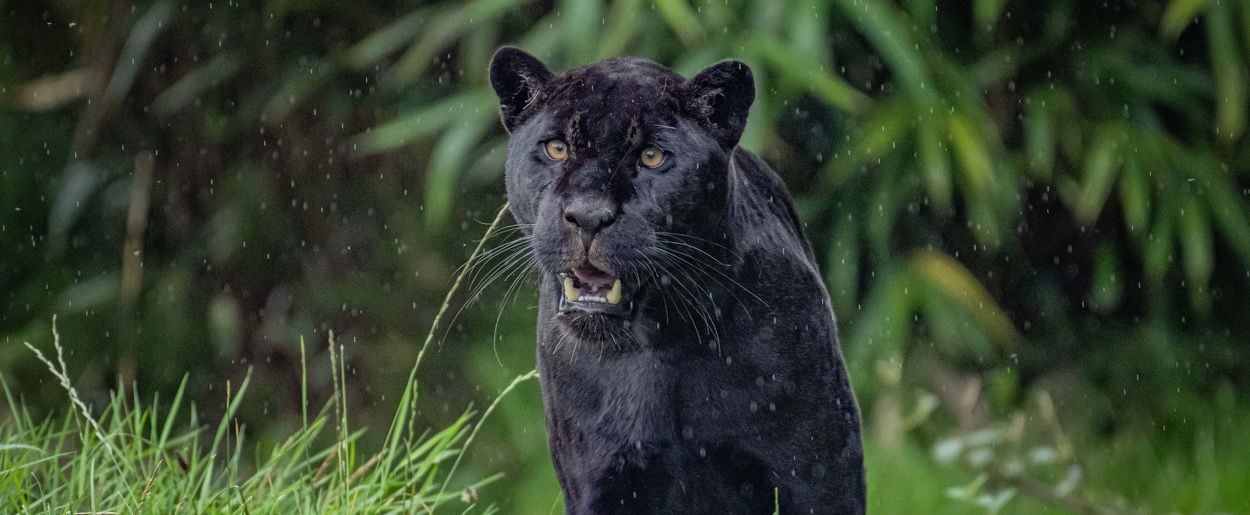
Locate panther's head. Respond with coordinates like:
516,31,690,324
489,47,754,343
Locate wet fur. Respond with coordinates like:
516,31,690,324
490,47,865,514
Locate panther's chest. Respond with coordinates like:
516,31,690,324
539,335,794,449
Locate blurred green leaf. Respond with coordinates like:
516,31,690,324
919,277,995,358
1049,88,1084,162
753,37,872,114
1090,244,1123,313
388,0,523,85
1087,46,1211,121
788,0,833,64
904,0,936,29
1024,94,1055,180
910,250,1018,346
847,266,915,397
105,1,174,105
562,0,601,65
596,0,641,60
918,112,952,212
947,111,996,196
822,99,909,187
825,212,861,315
1186,154,1250,270
462,136,510,185
261,62,333,123
974,0,1007,32
1240,0,1250,57
1178,194,1213,313
1073,125,1123,224
354,90,494,156
1144,188,1178,283
461,20,501,85
1206,1,1247,142
517,13,567,61
342,7,435,70
424,108,495,229
1160,0,1209,40
834,0,935,102
152,52,242,117
867,165,903,257
652,0,706,47
47,161,102,254
1118,146,1151,234
56,273,119,313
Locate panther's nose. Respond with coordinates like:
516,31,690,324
563,198,616,237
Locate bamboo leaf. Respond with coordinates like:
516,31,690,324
1188,157,1250,269
596,0,642,60
846,266,916,397
1024,94,1055,180
1160,0,1209,40
1206,1,1247,142
833,0,935,102
152,52,242,117
1073,125,1123,224
789,0,833,64
1118,146,1151,234
1089,244,1123,313
562,0,601,65
354,90,494,156
387,0,522,85
867,166,903,257
424,109,495,229
341,7,436,70
974,0,1008,32
260,62,333,124
918,112,952,213
1178,194,1213,313
821,99,910,188
947,111,996,196
910,250,1018,346
1241,0,1250,58
652,0,706,46
754,37,872,114
105,1,175,105
825,212,861,315
1144,190,1177,284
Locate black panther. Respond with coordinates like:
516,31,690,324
488,47,864,514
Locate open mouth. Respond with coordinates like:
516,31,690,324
558,263,628,314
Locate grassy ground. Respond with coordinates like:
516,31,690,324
7,365,1240,515
6,342,1249,514
0,320,538,513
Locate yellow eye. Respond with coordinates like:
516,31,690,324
639,147,664,168
545,140,568,160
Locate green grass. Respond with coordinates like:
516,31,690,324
0,358,491,513
0,205,525,514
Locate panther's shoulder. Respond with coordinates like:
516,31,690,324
727,148,815,264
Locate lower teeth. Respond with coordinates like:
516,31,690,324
562,277,624,305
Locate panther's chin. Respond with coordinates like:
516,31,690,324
553,263,644,343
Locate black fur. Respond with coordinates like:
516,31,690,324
489,47,865,514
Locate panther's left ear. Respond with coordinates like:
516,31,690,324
489,46,555,132
683,59,755,149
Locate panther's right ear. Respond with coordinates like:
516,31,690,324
489,47,555,132
683,59,754,149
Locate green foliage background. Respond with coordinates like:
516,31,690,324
3,0,1250,512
